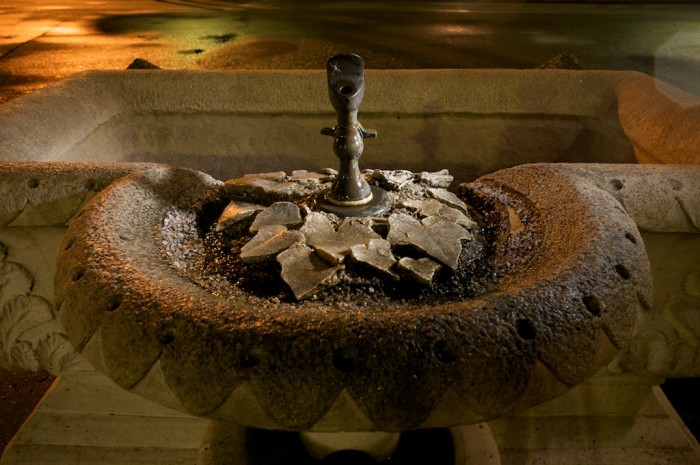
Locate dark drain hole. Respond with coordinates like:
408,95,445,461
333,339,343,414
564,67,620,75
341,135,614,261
107,295,122,312
158,326,176,345
615,264,631,280
332,348,356,373
610,179,624,191
71,267,86,282
64,237,76,251
240,352,261,369
434,340,456,364
582,295,602,316
516,319,536,341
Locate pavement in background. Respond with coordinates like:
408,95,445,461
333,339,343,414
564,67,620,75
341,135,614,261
2,0,700,103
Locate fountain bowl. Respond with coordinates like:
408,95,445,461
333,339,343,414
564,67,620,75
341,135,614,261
54,162,651,432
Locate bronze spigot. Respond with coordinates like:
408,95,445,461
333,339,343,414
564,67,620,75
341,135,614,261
319,54,392,217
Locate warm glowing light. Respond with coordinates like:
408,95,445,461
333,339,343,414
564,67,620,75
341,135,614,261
427,24,494,36
49,25,86,36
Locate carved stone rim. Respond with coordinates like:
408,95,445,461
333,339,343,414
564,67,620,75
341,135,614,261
55,164,651,432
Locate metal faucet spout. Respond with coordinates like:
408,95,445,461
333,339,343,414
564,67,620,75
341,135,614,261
322,54,376,206
320,54,391,216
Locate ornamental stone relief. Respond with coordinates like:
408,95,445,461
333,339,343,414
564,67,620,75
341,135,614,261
0,233,88,373
609,233,700,378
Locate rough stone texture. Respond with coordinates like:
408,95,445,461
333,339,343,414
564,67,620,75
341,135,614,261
349,239,399,281
277,243,344,300
0,162,158,227
561,164,700,233
249,201,302,232
0,162,165,374
51,163,654,432
386,213,470,269
397,257,441,285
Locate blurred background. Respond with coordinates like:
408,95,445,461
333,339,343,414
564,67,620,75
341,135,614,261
3,0,700,103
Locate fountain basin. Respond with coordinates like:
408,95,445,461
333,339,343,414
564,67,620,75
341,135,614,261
2,69,700,180
53,162,651,432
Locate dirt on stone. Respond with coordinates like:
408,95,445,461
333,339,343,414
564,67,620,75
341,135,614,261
161,187,499,311
0,370,56,454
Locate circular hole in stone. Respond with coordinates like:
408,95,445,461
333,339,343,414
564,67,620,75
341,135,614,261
610,179,624,191
624,232,637,244
64,237,76,251
516,319,536,341
615,264,631,280
107,295,122,312
158,326,176,345
669,179,683,191
332,348,357,373
71,267,86,282
582,295,602,316
240,351,261,369
433,340,456,364
82,178,97,190
27,178,40,189
339,85,354,96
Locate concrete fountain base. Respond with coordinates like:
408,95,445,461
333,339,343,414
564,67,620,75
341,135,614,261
2,369,697,465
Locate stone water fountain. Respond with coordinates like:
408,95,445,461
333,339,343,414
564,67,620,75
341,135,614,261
0,55,699,465
42,54,650,464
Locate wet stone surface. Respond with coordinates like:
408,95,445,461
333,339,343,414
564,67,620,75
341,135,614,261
250,201,302,232
215,200,264,232
164,169,488,305
397,257,442,285
419,169,454,188
349,238,399,281
386,213,471,270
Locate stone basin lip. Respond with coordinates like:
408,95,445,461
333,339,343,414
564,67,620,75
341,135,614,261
2,69,700,182
54,162,651,432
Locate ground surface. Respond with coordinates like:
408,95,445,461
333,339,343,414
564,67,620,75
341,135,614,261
3,0,700,103
0,371,55,454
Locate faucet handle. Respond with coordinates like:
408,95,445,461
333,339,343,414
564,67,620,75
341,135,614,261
358,123,377,139
320,124,377,139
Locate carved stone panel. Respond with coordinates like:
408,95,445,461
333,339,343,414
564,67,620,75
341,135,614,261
0,228,88,373
610,233,700,378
